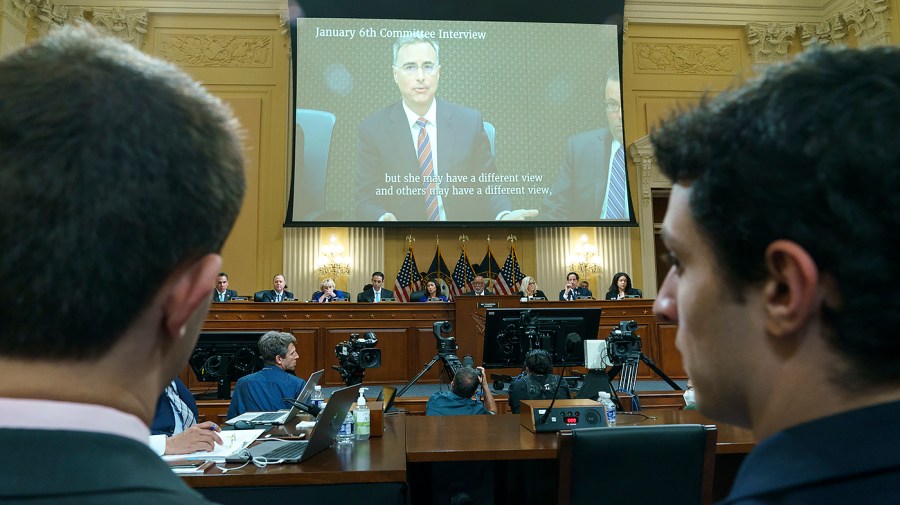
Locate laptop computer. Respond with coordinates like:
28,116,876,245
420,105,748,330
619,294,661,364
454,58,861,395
225,369,325,425
226,383,361,464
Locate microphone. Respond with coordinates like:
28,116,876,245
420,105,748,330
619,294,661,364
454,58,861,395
284,398,321,417
540,333,582,424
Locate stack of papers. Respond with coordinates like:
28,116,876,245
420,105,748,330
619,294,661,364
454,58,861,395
161,429,265,462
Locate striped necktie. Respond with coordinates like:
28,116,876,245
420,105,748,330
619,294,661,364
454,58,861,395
416,118,439,221
165,381,196,432
605,146,627,219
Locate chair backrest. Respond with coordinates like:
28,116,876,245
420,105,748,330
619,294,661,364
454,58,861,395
409,289,427,301
483,121,495,157
253,290,268,302
557,424,717,505
293,109,337,220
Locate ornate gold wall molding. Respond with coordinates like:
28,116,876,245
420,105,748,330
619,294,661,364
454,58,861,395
800,15,848,46
634,42,737,74
92,7,147,47
841,0,890,46
9,0,83,36
746,21,797,66
159,34,272,67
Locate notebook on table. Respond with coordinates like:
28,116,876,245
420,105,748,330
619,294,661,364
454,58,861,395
225,369,324,425
226,383,361,464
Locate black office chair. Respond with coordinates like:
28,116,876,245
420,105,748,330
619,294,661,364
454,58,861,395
557,424,717,505
408,288,427,301
253,290,268,302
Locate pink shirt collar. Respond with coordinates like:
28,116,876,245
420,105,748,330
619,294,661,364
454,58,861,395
0,397,149,446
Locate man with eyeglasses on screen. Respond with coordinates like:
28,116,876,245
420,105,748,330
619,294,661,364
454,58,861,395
355,35,537,222
543,67,629,221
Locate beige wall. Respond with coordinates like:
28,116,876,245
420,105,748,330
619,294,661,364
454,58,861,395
143,13,290,296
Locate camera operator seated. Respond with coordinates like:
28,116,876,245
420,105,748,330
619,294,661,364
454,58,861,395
507,349,571,414
418,279,448,302
227,331,306,418
426,367,497,415
311,277,349,303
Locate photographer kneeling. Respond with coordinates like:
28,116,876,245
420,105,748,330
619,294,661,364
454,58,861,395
507,349,571,414
426,367,497,416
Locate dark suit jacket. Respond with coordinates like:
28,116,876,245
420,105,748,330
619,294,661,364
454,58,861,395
355,99,511,221
516,289,547,299
543,128,618,220
1,429,212,503
605,288,642,300
256,290,295,302
150,377,199,436
211,288,238,302
457,289,493,296
310,290,350,302
357,288,395,302
559,287,593,301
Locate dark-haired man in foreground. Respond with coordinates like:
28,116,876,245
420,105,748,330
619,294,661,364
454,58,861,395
652,45,900,504
0,25,245,503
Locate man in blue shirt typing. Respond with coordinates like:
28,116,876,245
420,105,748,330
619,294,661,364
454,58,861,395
227,331,306,418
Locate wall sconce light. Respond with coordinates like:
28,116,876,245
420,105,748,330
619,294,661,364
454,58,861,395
568,234,603,280
315,235,351,278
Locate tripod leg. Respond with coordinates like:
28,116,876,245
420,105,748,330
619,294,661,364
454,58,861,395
397,355,442,397
639,353,683,390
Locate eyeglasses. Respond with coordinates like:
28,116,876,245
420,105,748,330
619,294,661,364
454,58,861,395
397,63,439,76
605,100,622,113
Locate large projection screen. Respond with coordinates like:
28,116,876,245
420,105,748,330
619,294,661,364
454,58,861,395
288,7,630,227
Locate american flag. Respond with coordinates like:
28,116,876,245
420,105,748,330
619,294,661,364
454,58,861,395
475,247,502,292
394,247,423,303
426,246,453,299
450,246,476,299
495,245,526,295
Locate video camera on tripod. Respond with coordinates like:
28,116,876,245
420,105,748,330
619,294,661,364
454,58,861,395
606,320,642,365
432,321,465,376
333,332,382,386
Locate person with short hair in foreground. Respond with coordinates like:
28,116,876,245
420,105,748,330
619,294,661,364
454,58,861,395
426,366,496,415
651,45,900,504
227,331,306,418
0,24,245,503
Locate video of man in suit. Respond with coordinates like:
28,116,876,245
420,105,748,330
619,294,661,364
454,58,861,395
289,17,631,225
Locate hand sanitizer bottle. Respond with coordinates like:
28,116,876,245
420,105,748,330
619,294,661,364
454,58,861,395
355,387,370,441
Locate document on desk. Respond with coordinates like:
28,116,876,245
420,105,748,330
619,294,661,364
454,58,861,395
161,429,265,462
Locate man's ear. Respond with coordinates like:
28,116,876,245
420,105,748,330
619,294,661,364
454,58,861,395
762,240,820,338
162,254,223,341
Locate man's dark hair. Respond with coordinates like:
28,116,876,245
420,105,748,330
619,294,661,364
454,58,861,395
567,271,580,280
0,25,245,359
525,349,553,375
451,367,481,399
651,46,900,385
218,272,229,279
258,331,297,365
371,271,385,281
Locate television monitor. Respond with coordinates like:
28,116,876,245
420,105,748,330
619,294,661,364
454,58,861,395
189,331,265,400
286,1,630,226
482,307,601,368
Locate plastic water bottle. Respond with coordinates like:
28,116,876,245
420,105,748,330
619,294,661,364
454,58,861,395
598,391,617,427
336,411,355,445
310,385,325,411
355,387,370,441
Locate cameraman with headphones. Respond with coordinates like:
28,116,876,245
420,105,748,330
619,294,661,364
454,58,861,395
507,349,571,414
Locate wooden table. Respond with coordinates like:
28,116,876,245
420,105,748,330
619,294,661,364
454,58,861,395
404,410,754,504
181,415,408,504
